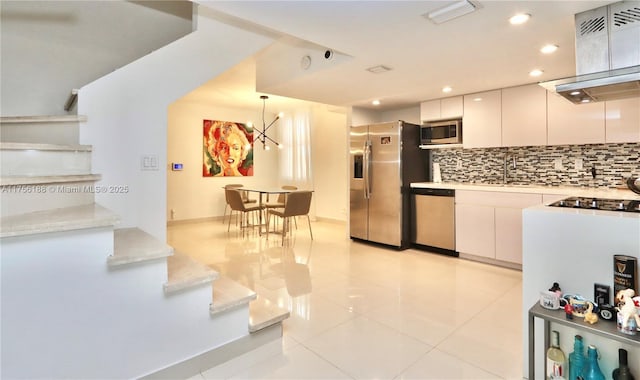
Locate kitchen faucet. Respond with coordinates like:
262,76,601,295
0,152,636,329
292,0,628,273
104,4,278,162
503,154,516,184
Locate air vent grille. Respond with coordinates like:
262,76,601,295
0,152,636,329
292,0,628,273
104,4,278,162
580,16,606,36
612,6,640,27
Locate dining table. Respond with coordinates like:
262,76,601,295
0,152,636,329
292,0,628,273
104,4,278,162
240,186,297,235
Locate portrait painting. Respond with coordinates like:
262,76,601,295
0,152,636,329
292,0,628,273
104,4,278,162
203,120,254,177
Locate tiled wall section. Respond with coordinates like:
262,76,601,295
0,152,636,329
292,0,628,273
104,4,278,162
431,143,640,188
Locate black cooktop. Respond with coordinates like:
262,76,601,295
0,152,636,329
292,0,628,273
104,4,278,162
549,197,640,213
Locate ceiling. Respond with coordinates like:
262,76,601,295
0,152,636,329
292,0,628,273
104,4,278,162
184,0,615,112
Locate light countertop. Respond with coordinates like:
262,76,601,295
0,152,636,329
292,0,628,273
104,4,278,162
410,182,640,200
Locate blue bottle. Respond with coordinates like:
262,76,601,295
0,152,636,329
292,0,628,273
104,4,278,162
584,345,605,380
569,335,586,380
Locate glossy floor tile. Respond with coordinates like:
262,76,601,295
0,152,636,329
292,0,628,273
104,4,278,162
168,219,523,379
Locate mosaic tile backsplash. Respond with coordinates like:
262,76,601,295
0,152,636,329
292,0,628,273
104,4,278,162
431,142,640,188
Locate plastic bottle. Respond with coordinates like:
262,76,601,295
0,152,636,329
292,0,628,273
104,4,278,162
612,348,635,380
583,345,605,380
568,335,586,380
547,330,567,379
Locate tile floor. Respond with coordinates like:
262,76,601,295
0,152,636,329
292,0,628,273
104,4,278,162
167,218,523,380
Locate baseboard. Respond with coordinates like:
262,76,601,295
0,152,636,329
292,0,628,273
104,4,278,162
458,253,522,271
138,323,283,380
313,216,346,225
166,216,221,227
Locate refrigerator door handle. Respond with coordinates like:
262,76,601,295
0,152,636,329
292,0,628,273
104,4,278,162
364,140,372,199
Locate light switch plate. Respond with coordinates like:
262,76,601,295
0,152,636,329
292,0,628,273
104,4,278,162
575,158,583,170
141,154,159,171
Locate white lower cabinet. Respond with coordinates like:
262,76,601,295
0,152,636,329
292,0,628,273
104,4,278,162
456,190,543,265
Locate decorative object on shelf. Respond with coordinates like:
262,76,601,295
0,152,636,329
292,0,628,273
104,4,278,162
566,295,596,318
583,345,605,380
546,330,566,380
614,255,638,296
255,95,283,151
615,288,640,335
565,303,574,320
541,290,568,310
550,282,563,296
568,335,585,380
598,303,616,322
612,348,635,380
594,283,614,322
584,303,599,324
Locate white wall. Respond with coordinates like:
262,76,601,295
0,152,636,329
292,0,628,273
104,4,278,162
167,100,280,221
351,107,382,126
79,5,275,241
311,105,349,222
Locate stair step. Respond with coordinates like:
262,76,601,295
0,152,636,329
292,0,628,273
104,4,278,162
0,203,119,238
210,276,257,315
108,227,174,267
163,252,218,294
0,175,101,217
0,115,86,145
0,174,101,186
248,295,290,333
0,115,87,123
1,142,92,177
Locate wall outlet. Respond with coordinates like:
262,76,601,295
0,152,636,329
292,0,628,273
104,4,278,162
575,158,583,170
554,158,563,170
456,159,462,169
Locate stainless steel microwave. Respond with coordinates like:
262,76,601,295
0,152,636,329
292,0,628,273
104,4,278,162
420,119,462,145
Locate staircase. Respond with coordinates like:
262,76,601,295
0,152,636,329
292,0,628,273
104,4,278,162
0,116,289,379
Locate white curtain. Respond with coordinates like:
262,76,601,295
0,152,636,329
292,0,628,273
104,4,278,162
279,110,313,190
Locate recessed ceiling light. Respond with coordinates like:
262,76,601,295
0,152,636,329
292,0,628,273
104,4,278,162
529,69,544,77
372,100,381,106
509,13,531,25
570,91,581,96
473,97,483,102
540,44,558,54
442,86,452,93
581,99,591,103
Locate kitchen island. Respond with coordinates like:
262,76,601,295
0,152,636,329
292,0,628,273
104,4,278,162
521,202,640,378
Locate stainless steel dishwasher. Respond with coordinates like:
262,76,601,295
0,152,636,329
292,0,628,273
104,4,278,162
412,188,457,256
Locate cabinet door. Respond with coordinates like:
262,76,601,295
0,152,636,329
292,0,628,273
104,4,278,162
605,97,640,143
495,207,524,264
502,84,547,147
441,96,463,119
420,100,441,122
547,92,605,145
463,90,502,148
455,203,495,258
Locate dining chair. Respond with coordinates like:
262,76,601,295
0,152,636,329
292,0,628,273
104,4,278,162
225,189,263,235
222,184,257,225
266,190,313,245
264,185,298,230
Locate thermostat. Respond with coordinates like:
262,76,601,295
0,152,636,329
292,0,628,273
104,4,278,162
172,163,183,171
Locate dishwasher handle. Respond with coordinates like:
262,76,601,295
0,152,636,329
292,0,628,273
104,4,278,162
412,188,454,197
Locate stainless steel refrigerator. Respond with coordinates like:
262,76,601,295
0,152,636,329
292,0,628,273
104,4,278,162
349,121,428,249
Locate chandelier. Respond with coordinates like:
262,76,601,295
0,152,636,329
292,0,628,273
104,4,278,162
256,95,282,150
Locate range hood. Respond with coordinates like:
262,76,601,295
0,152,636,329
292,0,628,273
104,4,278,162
541,1,640,104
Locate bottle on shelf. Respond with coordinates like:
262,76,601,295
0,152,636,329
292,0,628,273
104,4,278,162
568,334,586,380
547,330,567,380
612,348,635,380
583,345,605,380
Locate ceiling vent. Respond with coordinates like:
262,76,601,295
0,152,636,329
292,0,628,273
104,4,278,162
423,0,480,24
366,65,392,74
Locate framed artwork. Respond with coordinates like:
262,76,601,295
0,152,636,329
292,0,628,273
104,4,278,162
203,120,254,177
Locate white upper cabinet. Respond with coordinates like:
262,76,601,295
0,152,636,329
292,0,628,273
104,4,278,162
463,90,502,148
502,84,547,147
605,97,640,143
420,96,463,121
547,91,605,145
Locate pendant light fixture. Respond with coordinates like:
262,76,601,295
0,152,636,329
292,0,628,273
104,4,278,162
256,95,282,150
